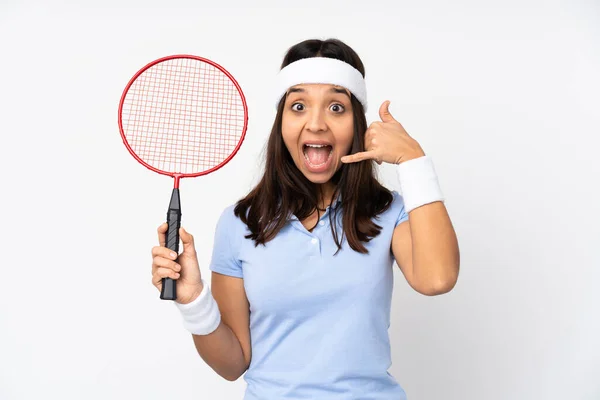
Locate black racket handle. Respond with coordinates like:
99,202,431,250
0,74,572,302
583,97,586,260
161,188,181,300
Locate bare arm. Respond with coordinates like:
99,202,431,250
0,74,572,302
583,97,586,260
392,201,460,296
189,272,251,381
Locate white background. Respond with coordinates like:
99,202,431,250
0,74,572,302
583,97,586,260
1,0,598,399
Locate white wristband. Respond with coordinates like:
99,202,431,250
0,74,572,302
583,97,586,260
396,155,445,213
173,278,221,335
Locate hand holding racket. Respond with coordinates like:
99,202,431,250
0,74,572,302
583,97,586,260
118,55,248,301
151,223,203,304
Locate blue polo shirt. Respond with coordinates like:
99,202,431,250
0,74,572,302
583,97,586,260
209,190,409,400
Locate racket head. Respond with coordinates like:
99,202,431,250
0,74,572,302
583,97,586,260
117,54,248,181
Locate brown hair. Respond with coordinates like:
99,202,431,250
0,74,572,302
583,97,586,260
234,38,394,254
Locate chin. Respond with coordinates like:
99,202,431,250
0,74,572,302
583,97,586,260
303,172,334,184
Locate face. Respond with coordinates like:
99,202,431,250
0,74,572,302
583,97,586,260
281,83,354,185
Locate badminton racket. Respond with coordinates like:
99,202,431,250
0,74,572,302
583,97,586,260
118,54,248,300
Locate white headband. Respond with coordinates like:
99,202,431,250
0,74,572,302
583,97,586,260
272,57,368,112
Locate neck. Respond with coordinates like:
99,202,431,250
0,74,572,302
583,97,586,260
316,182,336,210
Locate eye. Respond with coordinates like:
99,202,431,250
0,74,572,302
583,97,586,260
290,102,345,113
291,103,305,111
330,103,345,113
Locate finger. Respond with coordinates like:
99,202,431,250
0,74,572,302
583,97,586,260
365,135,379,151
152,267,180,287
379,100,396,123
152,256,182,273
157,222,168,246
151,246,178,261
179,227,197,255
364,128,374,145
340,150,377,163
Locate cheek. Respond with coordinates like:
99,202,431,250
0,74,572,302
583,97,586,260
338,124,355,153
281,114,304,154
281,128,296,153
281,134,301,161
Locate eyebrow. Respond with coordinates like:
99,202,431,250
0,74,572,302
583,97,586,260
287,87,350,98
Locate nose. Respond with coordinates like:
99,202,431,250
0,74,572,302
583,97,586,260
305,108,327,133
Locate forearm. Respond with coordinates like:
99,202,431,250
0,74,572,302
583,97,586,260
191,319,248,381
176,283,249,381
409,201,460,293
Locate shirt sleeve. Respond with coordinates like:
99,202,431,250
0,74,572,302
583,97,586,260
393,190,409,227
209,205,243,278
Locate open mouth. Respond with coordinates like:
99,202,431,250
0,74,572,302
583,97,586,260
303,143,333,167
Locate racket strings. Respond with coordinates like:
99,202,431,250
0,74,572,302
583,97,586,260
120,57,246,174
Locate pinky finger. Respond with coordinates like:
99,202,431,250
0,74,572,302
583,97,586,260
152,267,180,286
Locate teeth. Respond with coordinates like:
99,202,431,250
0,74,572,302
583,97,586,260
303,145,333,167
305,144,329,148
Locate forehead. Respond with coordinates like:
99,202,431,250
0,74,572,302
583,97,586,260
287,84,350,97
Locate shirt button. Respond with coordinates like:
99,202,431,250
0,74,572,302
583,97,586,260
311,238,318,244
319,221,325,226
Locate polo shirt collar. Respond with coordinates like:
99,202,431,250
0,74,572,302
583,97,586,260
288,193,342,222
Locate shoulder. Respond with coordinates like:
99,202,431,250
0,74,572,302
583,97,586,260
377,190,408,226
390,190,407,209
379,190,406,213
209,203,246,276
216,203,247,232
211,202,250,257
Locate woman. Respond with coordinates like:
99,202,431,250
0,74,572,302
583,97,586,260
151,38,460,399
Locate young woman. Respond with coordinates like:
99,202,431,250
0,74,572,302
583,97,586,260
151,38,460,399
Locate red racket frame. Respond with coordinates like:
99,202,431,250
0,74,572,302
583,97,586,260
117,54,249,188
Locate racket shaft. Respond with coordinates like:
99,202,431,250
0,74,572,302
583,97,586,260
161,188,181,300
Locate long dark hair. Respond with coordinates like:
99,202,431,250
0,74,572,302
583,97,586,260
234,38,394,254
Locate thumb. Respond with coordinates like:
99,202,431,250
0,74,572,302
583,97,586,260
179,227,197,254
379,100,396,123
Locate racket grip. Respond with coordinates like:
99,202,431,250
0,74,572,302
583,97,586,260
161,188,181,301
